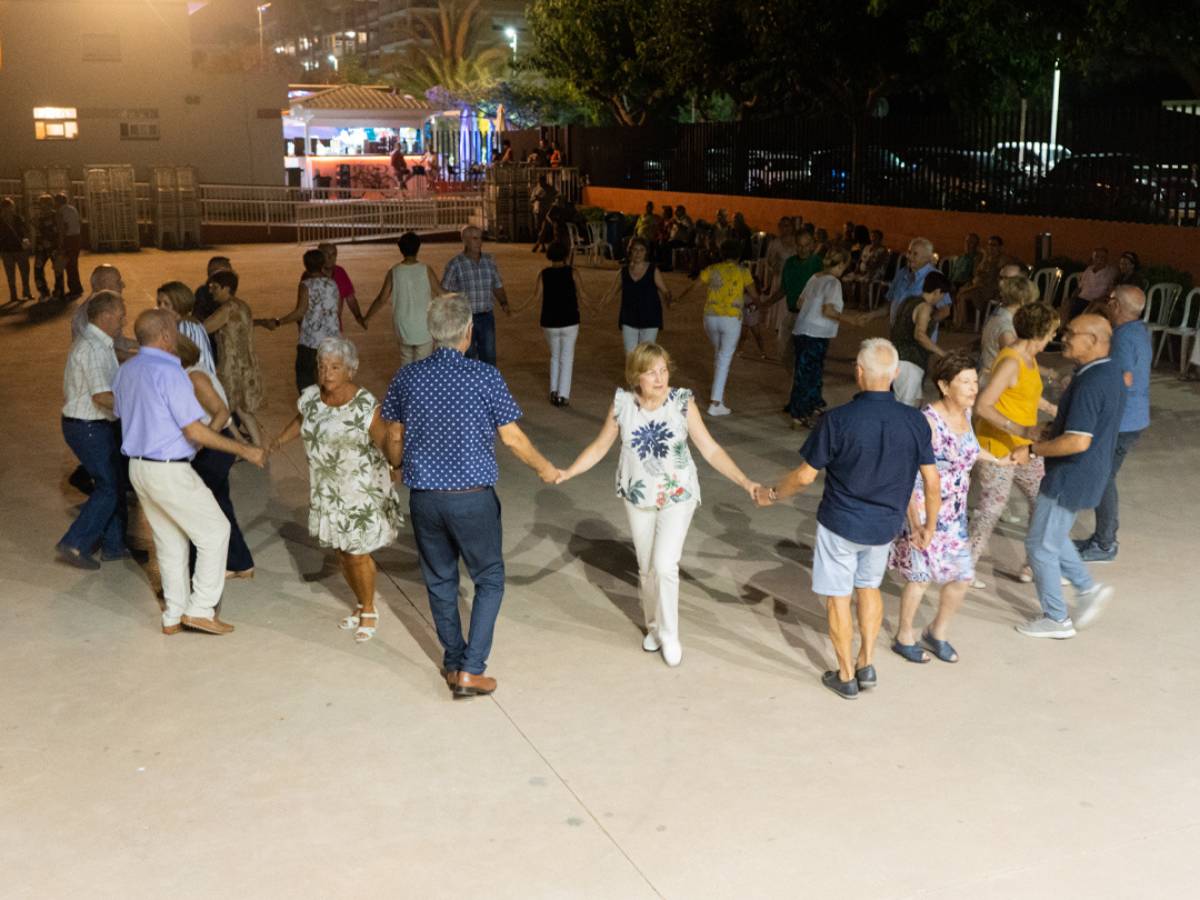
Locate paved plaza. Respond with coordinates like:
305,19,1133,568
3,240,1199,898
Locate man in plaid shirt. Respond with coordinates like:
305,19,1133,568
440,225,509,366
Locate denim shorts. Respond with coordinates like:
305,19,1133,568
812,522,891,596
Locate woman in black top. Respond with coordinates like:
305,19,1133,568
0,197,33,304
526,242,593,406
601,237,673,353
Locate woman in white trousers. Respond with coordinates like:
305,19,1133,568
523,242,592,406
558,342,760,666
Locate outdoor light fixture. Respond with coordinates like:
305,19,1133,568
328,54,339,71
504,26,517,55
256,2,272,64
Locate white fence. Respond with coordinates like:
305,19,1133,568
0,178,483,243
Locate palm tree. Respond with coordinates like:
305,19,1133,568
396,0,509,96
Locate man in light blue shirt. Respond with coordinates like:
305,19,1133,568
887,237,950,338
1075,285,1150,562
113,309,265,635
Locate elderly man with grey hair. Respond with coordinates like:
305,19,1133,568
382,294,557,698
1072,284,1149,563
439,225,509,366
756,338,939,699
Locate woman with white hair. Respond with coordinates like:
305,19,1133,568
269,336,403,642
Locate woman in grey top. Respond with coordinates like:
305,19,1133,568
979,275,1039,385
364,231,444,365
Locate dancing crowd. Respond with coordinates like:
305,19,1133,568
54,218,1151,700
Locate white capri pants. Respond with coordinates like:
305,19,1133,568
543,325,579,399
893,360,926,407
623,499,698,647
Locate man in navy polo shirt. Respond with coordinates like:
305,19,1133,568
1073,285,1149,562
758,338,940,699
1013,313,1124,638
382,294,559,699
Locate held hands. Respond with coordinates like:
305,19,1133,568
242,445,268,468
537,463,562,484
752,484,776,507
912,524,935,550
1010,445,1032,466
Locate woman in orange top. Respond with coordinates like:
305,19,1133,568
968,303,1060,585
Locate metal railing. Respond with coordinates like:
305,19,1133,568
296,196,483,244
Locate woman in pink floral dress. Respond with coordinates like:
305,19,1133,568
889,350,1010,664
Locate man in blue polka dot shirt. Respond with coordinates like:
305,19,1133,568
383,295,560,699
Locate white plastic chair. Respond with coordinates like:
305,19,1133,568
1061,271,1080,304
1144,282,1184,364
1153,286,1199,370
584,220,612,264
1032,266,1063,306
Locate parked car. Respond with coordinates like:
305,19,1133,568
1029,153,1198,223
905,147,1027,211
992,141,1071,177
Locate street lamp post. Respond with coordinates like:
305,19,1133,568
256,3,272,66
504,26,517,57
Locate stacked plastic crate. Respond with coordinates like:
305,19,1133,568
84,165,140,251
176,167,203,248
152,166,179,249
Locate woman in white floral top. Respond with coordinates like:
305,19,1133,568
559,343,760,667
269,337,404,643
262,248,342,393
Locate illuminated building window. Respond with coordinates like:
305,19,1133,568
34,107,78,140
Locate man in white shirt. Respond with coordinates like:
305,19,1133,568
54,192,84,298
57,291,128,569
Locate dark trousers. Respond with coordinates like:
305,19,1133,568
190,445,254,572
1,250,31,301
61,235,83,295
409,488,505,675
60,418,127,557
467,310,497,367
34,247,62,297
788,334,830,419
1090,429,1142,547
295,344,318,392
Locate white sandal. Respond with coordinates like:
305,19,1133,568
354,611,378,643
339,607,363,630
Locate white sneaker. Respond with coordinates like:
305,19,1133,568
661,640,682,667
707,402,732,417
1019,565,1069,587
642,631,661,652
1075,584,1114,629
970,577,987,589
1015,616,1077,639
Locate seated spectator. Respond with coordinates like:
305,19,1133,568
814,228,832,256
635,201,660,243
848,224,871,265
713,209,731,244
1061,247,1117,324
656,205,676,267
891,271,952,406
953,235,1009,329
841,229,889,307
1114,250,1145,291
947,233,982,293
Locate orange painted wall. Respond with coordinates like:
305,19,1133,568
583,186,1200,279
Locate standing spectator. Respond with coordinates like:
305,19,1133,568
841,228,888,307
757,338,939,699
947,233,982,294
557,343,760,667
886,237,940,325
56,291,128,569
1014,314,1123,638
31,194,62,301
363,231,443,365
730,212,753,261
695,240,759,416
270,337,403,642
1073,286,1149,562
969,303,1060,587
655,205,676,267
549,141,563,168
267,249,342,392
1062,248,1117,324
764,216,798,295
390,146,411,192
787,249,855,428
635,200,661,250
175,333,255,579
0,197,33,303
666,205,695,272
156,282,216,375
529,176,557,252
205,269,267,447
496,139,514,164
318,243,366,331
381,296,560,697
524,241,592,407
889,350,1005,664
600,237,672,353
889,271,951,407
113,309,266,635
193,256,232,324
440,225,510,366
54,192,84,299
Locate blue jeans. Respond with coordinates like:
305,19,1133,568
60,418,127,557
1089,429,1141,547
409,488,505,675
1025,493,1095,622
467,310,497,366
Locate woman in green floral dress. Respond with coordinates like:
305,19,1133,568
558,343,760,667
269,337,403,642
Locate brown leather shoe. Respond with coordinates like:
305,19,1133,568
162,623,182,635
440,669,459,690
453,671,496,698
181,615,235,635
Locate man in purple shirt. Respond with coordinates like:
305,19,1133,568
113,309,266,636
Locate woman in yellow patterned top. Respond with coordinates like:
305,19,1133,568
969,302,1060,586
694,239,759,417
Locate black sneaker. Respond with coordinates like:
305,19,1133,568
822,670,859,699
854,665,877,690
